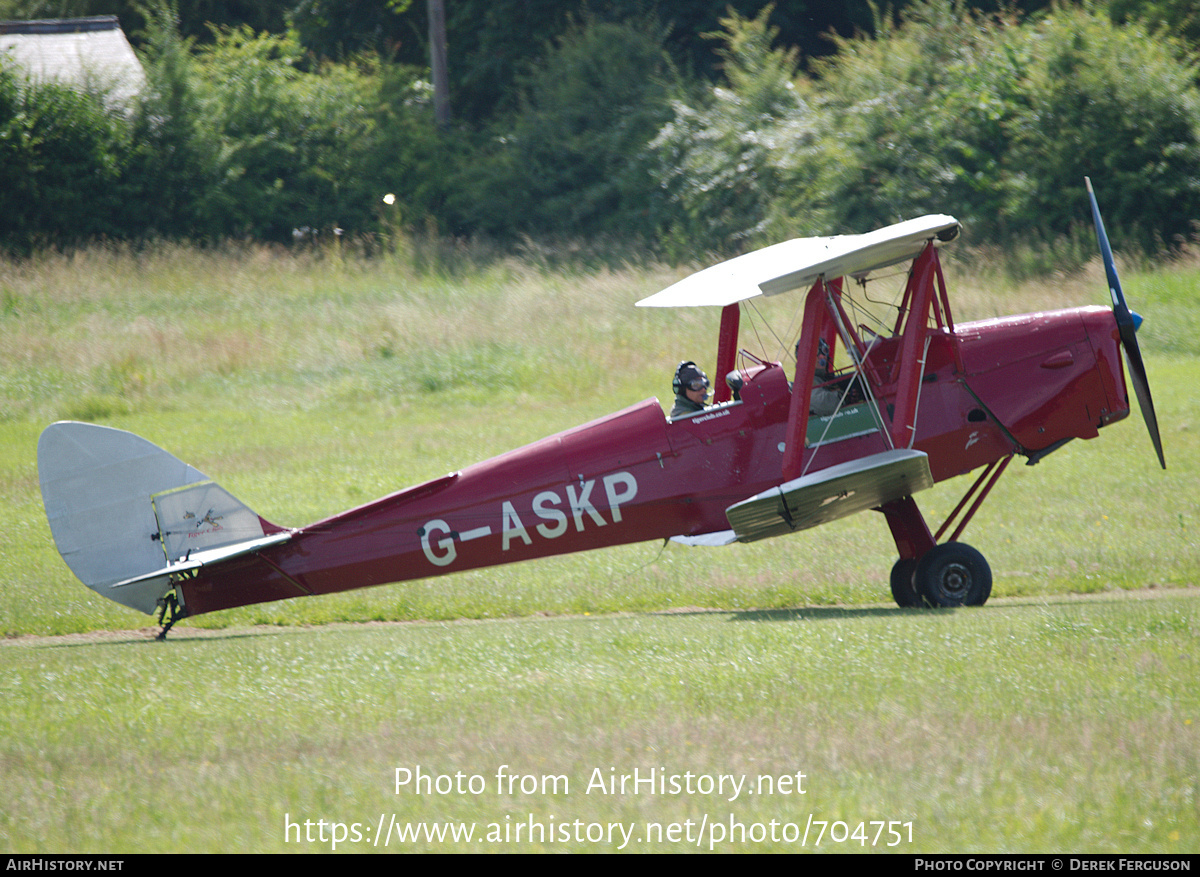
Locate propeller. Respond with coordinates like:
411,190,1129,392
1084,177,1166,469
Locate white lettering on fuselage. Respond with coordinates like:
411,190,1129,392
690,408,733,425
419,471,639,568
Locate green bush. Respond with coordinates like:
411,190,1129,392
793,2,1021,240
183,27,379,241
0,63,134,250
1001,7,1200,251
358,64,463,244
130,7,444,245
0,9,395,246
121,2,217,239
1108,0,1200,45
649,1,1200,257
4,1,1199,258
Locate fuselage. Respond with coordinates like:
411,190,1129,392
177,305,1130,616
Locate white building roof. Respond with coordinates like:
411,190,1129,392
0,16,146,109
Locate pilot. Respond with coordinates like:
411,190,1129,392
670,361,710,419
809,338,840,417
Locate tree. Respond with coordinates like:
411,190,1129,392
649,6,816,253
449,15,682,240
1107,0,1200,46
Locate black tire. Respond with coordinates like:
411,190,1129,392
890,557,920,608
914,542,992,608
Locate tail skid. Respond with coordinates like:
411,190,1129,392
37,422,291,620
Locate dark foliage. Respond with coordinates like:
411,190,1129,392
1,0,1198,257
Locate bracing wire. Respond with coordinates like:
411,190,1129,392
607,536,670,587
801,272,913,474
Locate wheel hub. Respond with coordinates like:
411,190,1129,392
939,562,971,598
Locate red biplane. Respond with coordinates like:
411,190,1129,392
38,180,1164,637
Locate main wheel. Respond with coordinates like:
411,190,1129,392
890,557,920,608
914,542,992,608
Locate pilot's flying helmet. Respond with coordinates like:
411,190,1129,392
673,361,710,395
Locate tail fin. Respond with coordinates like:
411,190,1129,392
38,422,289,615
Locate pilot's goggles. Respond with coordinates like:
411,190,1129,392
686,377,710,391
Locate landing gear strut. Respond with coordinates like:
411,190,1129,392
154,587,187,640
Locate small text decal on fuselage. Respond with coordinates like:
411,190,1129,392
419,471,639,567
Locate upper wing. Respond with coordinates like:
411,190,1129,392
637,215,960,309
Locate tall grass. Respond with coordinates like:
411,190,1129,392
0,241,691,424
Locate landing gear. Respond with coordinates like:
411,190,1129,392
881,461,1009,608
913,542,992,607
154,587,187,640
889,557,920,607
888,543,992,608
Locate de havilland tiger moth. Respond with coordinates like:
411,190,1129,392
37,179,1165,637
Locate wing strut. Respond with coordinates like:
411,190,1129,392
781,240,951,482
888,242,945,451
713,303,740,404
781,276,832,481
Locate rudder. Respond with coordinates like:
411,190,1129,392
38,422,283,615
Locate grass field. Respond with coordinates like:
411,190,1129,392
2,592,1197,853
1,240,1197,853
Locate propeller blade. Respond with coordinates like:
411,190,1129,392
1085,177,1131,320
1085,177,1165,469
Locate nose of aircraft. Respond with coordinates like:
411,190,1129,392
1085,177,1165,469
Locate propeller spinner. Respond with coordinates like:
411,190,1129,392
1084,177,1166,469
